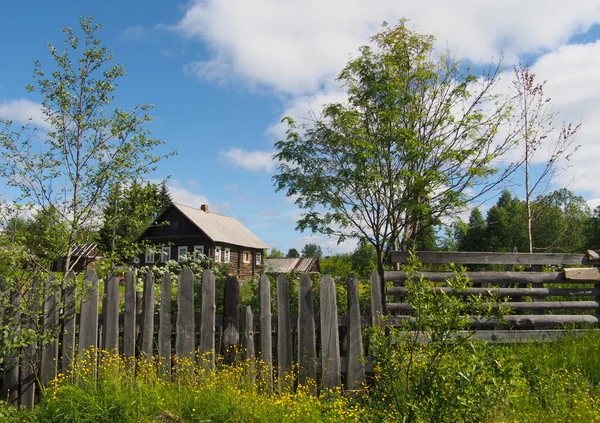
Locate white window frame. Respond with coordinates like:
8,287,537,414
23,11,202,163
145,249,155,264
243,250,251,264
224,247,231,263
256,252,262,266
215,246,222,263
161,246,171,263
178,246,188,262
194,245,204,259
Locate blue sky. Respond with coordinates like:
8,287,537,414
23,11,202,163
1,1,600,254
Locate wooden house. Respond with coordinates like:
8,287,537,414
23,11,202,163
138,203,269,280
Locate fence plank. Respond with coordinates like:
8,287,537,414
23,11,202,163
223,275,240,361
200,269,216,367
564,267,600,280
385,270,565,284
320,275,341,389
387,301,600,312
61,271,77,373
346,273,365,390
123,270,137,359
244,306,255,360
40,275,58,388
370,270,383,327
259,274,273,388
176,267,195,363
140,271,155,361
103,273,120,353
79,270,99,357
159,272,172,375
277,274,293,382
298,274,316,387
392,251,590,266
386,286,600,297
20,278,40,408
2,288,20,406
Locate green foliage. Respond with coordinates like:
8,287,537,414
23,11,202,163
286,248,299,258
301,243,323,259
458,208,488,251
267,248,285,258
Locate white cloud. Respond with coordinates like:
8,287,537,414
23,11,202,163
177,0,600,94
167,180,230,214
0,99,49,130
219,147,275,173
294,233,358,255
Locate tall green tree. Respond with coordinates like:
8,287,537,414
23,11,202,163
286,248,300,258
459,208,488,251
274,21,516,287
0,17,172,277
301,243,323,259
485,191,528,252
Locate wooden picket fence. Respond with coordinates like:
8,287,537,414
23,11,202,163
2,250,600,408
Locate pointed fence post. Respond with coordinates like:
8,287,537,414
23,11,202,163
346,273,365,390
244,306,255,360
176,267,195,372
199,269,216,367
140,270,155,361
61,271,77,373
20,278,40,408
320,275,341,389
298,274,317,388
222,275,240,362
259,274,273,388
123,270,137,360
40,275,59,388
159,272,172,376
78,270,99,370
103,273,120,354
370,270,383,327
277,274,293,384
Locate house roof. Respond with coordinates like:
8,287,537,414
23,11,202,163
263,257,320,274
70,243,100,258
173,203,269,249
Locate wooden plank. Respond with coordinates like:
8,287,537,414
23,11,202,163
259,274,273,388
223,275,240,362
370,270,383,327
346,273,365,390
123,270,137,359
40,275,58,388
387,301,600,312
78,270,99,356
320,275,341,389
244,306,255,360
2,288,20,406
140,271,155,361
276,274,293,383
297,274,316,387
384,314,599,328
565,267,600,281
386,286,599,297
20,278,40,408
103,273,120,353
385,270,565,284
61,271,77,372
176,267,195,362
199,269,216,367
158,271,172,376
392,251,590,266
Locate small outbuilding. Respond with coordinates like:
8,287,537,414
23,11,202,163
263,257,320,275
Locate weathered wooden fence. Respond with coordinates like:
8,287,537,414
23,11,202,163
2,250,600,408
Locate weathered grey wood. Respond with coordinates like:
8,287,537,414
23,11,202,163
79,270,99,356
320,275,341,389
385,270,565,284
158,272,172,375
565,267,600,280
20,278,40,408
223,275,240,362
259,274,273,387
370,270,383,327
176,267,195,362
392,251,590,266
40,275,58,388
103,273,120,353
123,270,137,358
277,274,293,382
61,271,77,372
2,288,20,406
385,314,599,328
244,306,255,360
346,273,365,390
199,269,216,366
387,301,600,312
140,271,155,361
588,250,600,261
386,286,599,297
298,274,316,387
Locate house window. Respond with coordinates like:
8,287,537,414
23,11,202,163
145,249,155,264
194,245,204,259
178,246,188,262
215,246,222,263
256,252,262,266
224,247,231,263
162,246,171,263
243,250,251,264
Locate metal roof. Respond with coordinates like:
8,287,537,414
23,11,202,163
174,203,269,249
70,243,100,258
263,257,320,274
